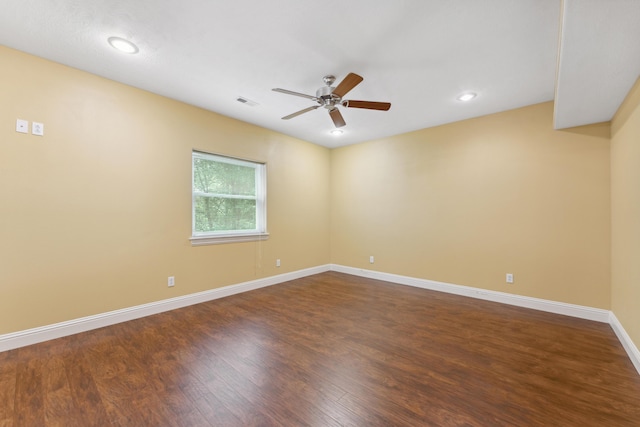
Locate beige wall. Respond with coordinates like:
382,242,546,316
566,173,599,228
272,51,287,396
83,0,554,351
331,102,611,308
0,46,331,335
611,77,640,349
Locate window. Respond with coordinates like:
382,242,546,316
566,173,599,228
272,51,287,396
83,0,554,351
191,151,267,245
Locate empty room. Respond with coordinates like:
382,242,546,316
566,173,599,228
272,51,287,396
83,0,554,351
1,1,640,425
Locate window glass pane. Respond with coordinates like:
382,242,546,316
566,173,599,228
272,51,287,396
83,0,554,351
193,158,256,196
194,196,257,232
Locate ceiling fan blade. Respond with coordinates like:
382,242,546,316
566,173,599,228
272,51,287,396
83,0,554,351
343,100,391,111
281,105,320,120
272,88,317,101
329,108,346,128
332,73,364,98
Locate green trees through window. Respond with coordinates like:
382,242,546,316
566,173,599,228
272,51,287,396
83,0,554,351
192,152,266,236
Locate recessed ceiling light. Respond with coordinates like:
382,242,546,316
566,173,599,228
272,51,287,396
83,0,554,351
330,129,343,136
456,92,477,102
108,37,139,54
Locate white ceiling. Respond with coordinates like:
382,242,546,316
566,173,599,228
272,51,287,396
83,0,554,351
555,0,640,129
1,0,638,148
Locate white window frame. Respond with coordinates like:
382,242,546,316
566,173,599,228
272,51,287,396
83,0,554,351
190,151,268,246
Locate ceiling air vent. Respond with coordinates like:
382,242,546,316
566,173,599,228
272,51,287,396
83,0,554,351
236,96,258,107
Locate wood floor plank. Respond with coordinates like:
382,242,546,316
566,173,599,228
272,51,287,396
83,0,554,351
0,351,17,426
193,392,242,426
13,358,45,426
42,356,81,427
63,349,112,425
1,271,639,426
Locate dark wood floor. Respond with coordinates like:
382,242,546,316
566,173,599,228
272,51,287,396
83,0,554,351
1,272,639,426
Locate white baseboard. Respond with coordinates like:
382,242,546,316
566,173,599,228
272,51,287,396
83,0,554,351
330,265,611,322
0,265,330,353
609,312,640,375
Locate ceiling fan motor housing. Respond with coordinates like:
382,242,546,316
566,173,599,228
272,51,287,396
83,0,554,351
317,88,339,109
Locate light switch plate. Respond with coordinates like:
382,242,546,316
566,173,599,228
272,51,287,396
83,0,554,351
16,119,28,134
32,122,44,136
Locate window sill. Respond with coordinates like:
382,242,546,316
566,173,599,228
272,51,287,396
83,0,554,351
190,232,270,246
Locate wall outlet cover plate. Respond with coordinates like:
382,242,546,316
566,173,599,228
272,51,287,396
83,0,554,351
16,119,28,133
32,122,44,136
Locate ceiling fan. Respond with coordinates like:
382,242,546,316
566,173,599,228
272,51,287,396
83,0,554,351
272,73,391,128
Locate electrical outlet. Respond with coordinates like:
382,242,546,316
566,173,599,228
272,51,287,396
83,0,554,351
369,255,374,264
168,276,175,287
276,259,281,267
506,273,514,284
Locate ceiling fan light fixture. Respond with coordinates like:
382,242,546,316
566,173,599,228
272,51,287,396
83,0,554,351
457,92,477,102
108,36,139,54
330,129,344,136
